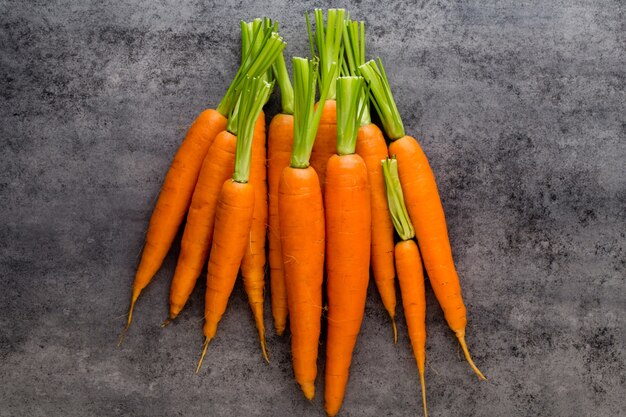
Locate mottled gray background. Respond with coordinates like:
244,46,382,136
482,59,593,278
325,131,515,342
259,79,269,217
1,0,624,416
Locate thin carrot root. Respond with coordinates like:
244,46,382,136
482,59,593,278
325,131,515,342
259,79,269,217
160,318,172,328
419,370,428,417
196,337,211,374
118,291,139,346
259,330,270,364
391,316,398,345
457,334,487,380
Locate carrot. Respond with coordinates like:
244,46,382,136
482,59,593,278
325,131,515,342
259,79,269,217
196,77,273,372
307,8,345,193
383,157,428,417
343,18,397,342
165,19,282,326
278,57,335,399
360,58,486,379
267,49,294,336
120,23,286,341
324,76,371,417
239,18,274,362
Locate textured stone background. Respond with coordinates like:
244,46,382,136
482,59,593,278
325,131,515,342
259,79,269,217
1,1,624,416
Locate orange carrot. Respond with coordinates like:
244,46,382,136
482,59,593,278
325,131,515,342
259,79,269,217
267,49,294,336
167,130,236,321
307,8,345,193
240,111,269,361
120,25,286,340
324,77,371,417
197,77,273,372
360,58,486,379
344,18,397,341
278,57,335,399
383,157,428,416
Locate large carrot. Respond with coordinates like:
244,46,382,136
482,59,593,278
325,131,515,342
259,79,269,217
196,77,273,372
278,57,335,399
307,8,345,193
267,49,294,336
383,157,428,417
360,58,486,379
324,76,371,417
165,19,279,325
240,18,273,362
120,24,286,340
343,19,397,341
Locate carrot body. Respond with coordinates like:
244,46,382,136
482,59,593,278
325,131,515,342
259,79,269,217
241,112,269,361
203,180,255,342
395,239,428,417
324,153,371,417
127,109,227,327
389,136,485,379
168,130,237,319
310,100,336,193
278,166,325,400
267,113,294,335
355,123,397,340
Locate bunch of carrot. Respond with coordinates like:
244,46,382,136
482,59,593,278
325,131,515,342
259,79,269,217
120,9,486,417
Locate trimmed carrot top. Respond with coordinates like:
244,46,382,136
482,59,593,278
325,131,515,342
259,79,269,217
306,8,345,100
342,18,370,126
382,157,415,240
335,76,365,156
290,57,336,168
216,22,284,117
232,77,273,183
272,46,294,115
359,58,405,140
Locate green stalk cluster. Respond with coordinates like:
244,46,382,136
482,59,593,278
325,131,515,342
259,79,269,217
306,8,345,100
336,76,364,156
342,18,370,126
382,157,414,240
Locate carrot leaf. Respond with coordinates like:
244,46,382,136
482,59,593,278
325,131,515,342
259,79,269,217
342,18,370,126
308,8,345,100
359,58,405,140
232,77,273,183
290,57,336,168
382,157,414,240
336,76,364,155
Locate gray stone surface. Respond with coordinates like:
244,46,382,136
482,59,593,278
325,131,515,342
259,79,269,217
1,0,625,416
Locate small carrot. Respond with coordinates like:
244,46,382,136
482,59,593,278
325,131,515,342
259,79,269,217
267,48,294,336
307,8,345,193
240,18,273,362
196,77,273,372
120,23,286,341
343,18,397,342
360,58,486,379
383,157,428,417
324,76,371,417
278,57,335,399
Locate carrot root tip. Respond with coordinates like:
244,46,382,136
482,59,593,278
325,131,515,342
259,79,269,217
419,370,428,417
195,337,211,374
457,334,487,380
160,318,172,328
391,316,398,345
300,382,315,401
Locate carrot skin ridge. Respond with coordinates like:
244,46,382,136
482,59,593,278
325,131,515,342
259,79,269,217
241,112,270,362
390,136,486,380
267,113,294,335
324,154,371,417
355,123,397,340
279,166,325,400
167,130,237,320
122,109,227,337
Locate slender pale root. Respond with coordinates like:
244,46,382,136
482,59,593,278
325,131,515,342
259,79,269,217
457,334,487,380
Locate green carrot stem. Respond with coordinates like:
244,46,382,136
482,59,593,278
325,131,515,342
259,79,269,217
290,57,336,168
272,49,294,115
359,58,405,140
217,25,285,117
336,76,364,155
232,77,273,183
382,157,414,240
307,8,345,100
342,18,370,126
